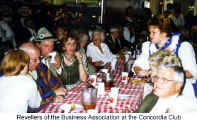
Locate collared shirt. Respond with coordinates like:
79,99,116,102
29,70,38,81
123,26,135,43
86,42,117,65
150,95,178,113
151,94,197,113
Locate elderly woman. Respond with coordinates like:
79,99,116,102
0,50,41,113
58,36,88,90
86,29,124,70
132,16,197,99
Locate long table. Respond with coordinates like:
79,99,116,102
39,74,144,113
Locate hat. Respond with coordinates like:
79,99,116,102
35,27,57,42
110,27,119,33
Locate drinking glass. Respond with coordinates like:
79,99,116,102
81,88,97,110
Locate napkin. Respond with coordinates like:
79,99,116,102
111,58,117,70
97,82,105,95
48,51,56,63
121,72,128,84
89,74,97,87
110,88,119,106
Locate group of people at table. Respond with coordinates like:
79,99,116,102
0,16,197,113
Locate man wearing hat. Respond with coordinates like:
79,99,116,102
105,26,130,54
35,27,62,78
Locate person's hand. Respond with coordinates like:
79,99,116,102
104,62,111,68
87,57,93,63
74,51,82,63
117,55,125,64
137,70,151,77
93,61,104,67
54,87,67,96
54,95,64,103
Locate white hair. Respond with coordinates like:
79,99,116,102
92,29,105,41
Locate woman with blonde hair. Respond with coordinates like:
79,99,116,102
0,50,41,113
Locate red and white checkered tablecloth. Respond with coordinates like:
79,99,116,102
39,74,144,113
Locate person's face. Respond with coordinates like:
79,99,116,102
56,27,65,37
93,33,102,47
112,32,119,39
152,67,180,98
63,37,77,55
149,25,162,44
80,39,88,48
28,49,40,71
39,41,54,57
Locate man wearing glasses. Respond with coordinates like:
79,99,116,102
20,42,67,112
135,50,197,113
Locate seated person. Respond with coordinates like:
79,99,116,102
78,32,96,74
132,16,197,98
34,27,61,78
105,25,131,54
0,50,41,113
86,29,125,70
57,36,88,90
135,50,197,113
55,25,69,52
20,42,67,112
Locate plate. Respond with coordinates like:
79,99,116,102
59,103,84,113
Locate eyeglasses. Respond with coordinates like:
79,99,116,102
151,76,175,83
30,57,41,62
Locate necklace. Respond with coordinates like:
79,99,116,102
64,54,74,66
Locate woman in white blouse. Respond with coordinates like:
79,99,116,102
132,16,197,99
0,50,41,113
86,29,124,70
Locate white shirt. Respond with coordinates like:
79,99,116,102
171,14,185,27
0,75,41,113
151,94,197,113
133,35,197,98
86,42,117,65
151,95,178,113
123,26,135,43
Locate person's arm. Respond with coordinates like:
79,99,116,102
178,42,197,79
132,42,151,76
75,51,88,82
28,78,42,108
38,64,66,104
80,48,90,74
52,52,62,75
